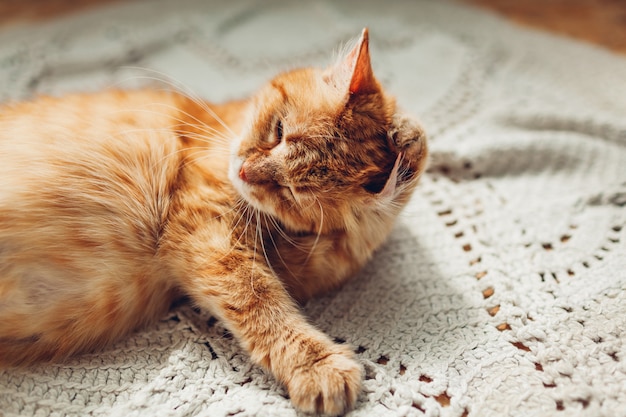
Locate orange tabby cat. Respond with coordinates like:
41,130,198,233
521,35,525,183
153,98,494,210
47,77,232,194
0,29,426,415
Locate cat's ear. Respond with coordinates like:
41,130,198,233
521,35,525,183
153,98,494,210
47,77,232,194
346,28,377,96
326,28,378,96
377,152,402,201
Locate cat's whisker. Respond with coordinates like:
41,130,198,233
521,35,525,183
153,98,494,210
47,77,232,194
261,214,301,283
302,196,324,266
177,151,230,174
267,217,299,248
234,201,256,246
105,107,234,146
207,200,256,265
125,66,238,127
105,66,201,91
174,124,232,143
167,109,235,141
229,200,252,243
119,69,238,138
299,192,321,212
248,208,265,298
113,69,211,111
110,123,230,146
212,199,247,222
101,97,234,146
130,104,235,143
255,212,287,291
158,130,233,164
150,146,211,171
176,132,232,150
118,126,231,153
264,214,309,251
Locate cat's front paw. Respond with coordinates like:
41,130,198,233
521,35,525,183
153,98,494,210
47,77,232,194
285,345,362,416
388,113,428,178
388,113,425,151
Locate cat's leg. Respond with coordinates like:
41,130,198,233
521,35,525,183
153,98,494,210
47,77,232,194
177,248,362,415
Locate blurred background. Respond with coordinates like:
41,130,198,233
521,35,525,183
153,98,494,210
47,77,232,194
1,0,625,54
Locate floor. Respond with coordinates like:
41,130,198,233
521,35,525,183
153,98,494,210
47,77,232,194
0,0,625,54
466,0,626,54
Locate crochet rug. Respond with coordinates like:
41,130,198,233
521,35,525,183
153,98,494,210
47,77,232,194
1,1,625,416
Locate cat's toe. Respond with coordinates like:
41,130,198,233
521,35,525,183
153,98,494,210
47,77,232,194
389,113,426,151
286,346,362,416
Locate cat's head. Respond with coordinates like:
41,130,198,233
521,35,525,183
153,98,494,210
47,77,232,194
229,29,427,234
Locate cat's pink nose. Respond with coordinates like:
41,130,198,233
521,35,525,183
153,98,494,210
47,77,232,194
239,164,248,182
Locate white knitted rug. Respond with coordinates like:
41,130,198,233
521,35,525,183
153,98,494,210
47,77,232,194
1,1,625,416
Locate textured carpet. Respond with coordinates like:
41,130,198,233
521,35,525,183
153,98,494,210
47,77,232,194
1,1,625,416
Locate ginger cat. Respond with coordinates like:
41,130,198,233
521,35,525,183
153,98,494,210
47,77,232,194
0,29,427,415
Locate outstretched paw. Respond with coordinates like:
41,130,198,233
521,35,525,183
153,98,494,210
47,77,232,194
286,345,362,416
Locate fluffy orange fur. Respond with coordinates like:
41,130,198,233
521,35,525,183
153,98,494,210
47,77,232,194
0,29,427,415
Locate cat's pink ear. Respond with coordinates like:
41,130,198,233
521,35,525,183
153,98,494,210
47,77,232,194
346,28,377,95
326,28,378,96
378,152,402,200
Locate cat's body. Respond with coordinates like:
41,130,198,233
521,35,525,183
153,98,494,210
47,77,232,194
0,30,426,415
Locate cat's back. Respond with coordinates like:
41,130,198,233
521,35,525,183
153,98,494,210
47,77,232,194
0,88,200,259
0,90,193,364
0,90,185,252
0,89,183,167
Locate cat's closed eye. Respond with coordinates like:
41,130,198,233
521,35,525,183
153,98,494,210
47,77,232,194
274,119,283,143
